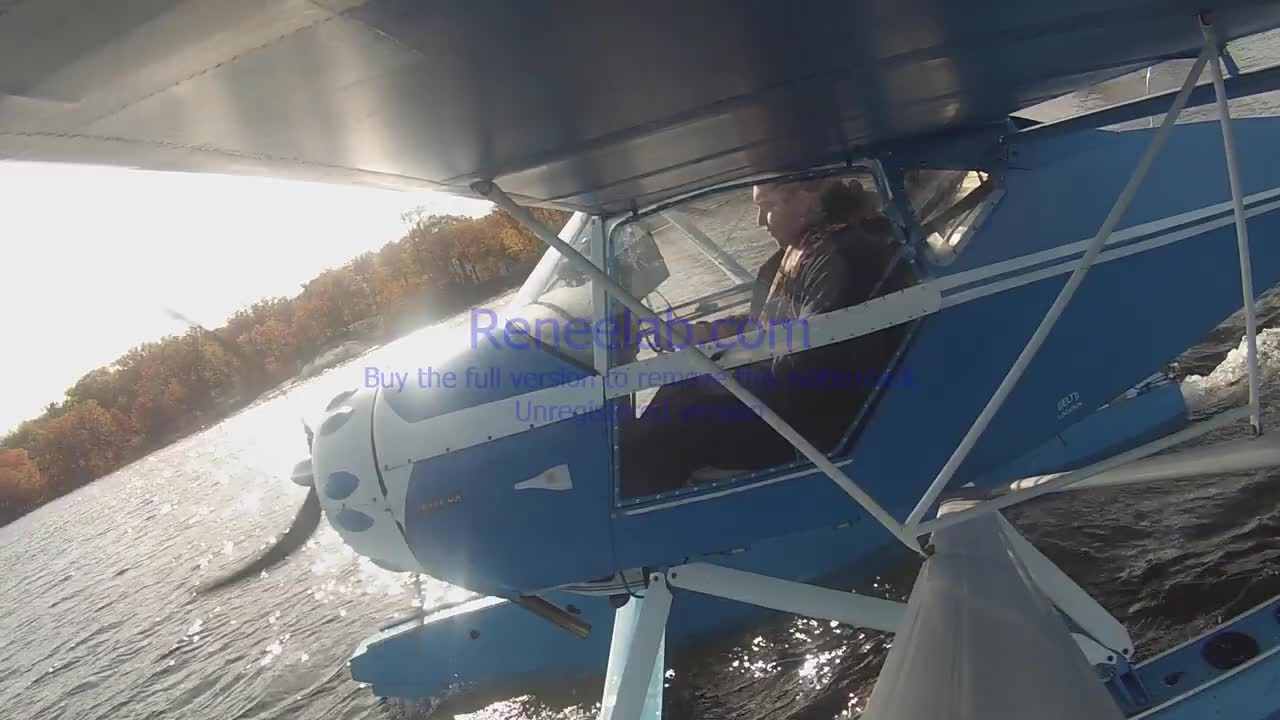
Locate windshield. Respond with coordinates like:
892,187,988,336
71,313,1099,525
512,212,592,308
608,173,884,367
505,171,896,369
496,213,599,366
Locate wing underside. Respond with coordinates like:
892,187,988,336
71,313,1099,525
4,0,1280,213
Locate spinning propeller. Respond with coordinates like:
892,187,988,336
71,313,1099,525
198,422,323,593
162,309,324,593
173,309,594,637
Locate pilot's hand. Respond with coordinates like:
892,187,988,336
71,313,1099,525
654,321,710,351
656,315,748,351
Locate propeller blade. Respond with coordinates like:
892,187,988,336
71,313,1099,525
199,486,322,593
165,306,270,388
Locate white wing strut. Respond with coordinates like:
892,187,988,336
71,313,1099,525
1203,17,1264,435
903,39,1214,533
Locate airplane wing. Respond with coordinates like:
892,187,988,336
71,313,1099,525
3,0,1280,214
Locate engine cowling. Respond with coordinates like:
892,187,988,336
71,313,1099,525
313,341,618,598
309,386,420,573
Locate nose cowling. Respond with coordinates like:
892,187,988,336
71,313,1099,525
368,340,617,597
309,386,420,573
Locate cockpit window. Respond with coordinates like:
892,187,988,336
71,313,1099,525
906,169,999,264
502,214,597,367
607,195,780,366
607,173,917,501
512,214,591,308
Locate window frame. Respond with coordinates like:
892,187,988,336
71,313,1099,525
597,166,928,509
910,169,1007,268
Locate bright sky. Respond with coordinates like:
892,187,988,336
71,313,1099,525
0,162,491,434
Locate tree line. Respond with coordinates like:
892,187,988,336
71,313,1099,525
0,205,569,525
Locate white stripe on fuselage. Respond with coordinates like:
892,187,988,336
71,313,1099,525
937,185,1280,293
943,193,1280,308
376,187,1280,469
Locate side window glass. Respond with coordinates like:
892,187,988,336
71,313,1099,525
607,194,778,368
608,175,917,502
906,170,999,264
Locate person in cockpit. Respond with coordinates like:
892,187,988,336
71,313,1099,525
621,178,912,497
670,178,892,344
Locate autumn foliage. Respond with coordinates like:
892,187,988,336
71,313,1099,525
0,205,568,525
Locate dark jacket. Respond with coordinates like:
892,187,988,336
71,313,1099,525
740,218,913,453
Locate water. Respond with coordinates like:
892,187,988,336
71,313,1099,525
4,291,1279,720
0,304,509,720
8,35,1280,720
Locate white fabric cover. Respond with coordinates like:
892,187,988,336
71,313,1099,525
863,511,1123,720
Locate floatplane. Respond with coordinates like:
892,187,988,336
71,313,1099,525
16,1,1280,718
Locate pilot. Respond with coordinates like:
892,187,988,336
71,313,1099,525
677,178,889,343
622,178,910,497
